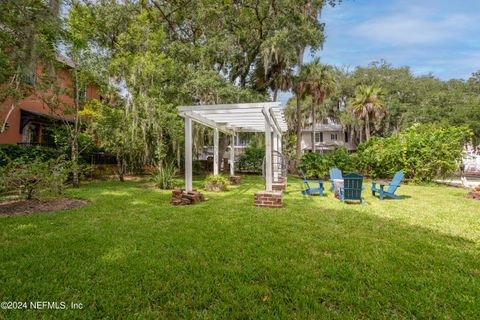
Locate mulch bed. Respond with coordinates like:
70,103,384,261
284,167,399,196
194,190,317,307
0,198,88,216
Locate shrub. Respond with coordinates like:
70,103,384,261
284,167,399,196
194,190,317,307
298,147,355,179
0,156,71,199
0,144,61,167
238,146,264,173
204,174,229,192
356,124,472,182
151,161,177,189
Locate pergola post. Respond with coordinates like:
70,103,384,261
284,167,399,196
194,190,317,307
213,127,219,175
185,117,193,192
230,134,235,176
272,132,278,182
265,117,272,192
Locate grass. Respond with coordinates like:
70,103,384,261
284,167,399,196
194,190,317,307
1,175,479,319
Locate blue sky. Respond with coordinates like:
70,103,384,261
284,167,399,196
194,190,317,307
308,0,480,80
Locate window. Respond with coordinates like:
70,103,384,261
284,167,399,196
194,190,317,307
315,132,323,143
79,86,87,101
345,131,349,143
331,133,338,141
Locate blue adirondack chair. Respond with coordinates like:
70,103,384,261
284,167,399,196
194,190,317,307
329,168,343,192
371,171,405,200
339,173,364,204
299,169,324,197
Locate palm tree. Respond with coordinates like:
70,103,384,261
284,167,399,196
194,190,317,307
350,85,385,141
302,59,336,152
293,65,310,162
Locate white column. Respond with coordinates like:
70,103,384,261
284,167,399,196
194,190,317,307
278,134,282,153
273,133,278,153
185,117,193,192
272,133,279,182
230,134,235,176
265,118,272,192
213,127,219,175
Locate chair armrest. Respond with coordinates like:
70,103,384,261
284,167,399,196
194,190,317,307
306,179,323,184
373,181,390,186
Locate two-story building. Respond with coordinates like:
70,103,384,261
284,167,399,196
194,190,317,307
301,118,356,153
0,54,100,145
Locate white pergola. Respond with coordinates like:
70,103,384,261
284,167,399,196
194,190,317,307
177,102,288,192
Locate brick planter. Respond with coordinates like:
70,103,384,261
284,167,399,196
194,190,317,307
229,175,241,185
171,188,207,205
254,191,283,208
467,186,480,200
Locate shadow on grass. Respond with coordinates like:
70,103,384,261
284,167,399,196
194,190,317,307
2,177,480,318
1,180,478,319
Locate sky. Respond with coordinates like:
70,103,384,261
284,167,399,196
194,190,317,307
312,0,480,80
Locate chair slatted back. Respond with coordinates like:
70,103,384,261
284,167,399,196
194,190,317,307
387,171,405,194
329,168,343,181
298,169,310,189
343,173,363,200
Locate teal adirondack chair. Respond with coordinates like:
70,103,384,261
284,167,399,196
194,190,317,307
371,171,405,200
299,169,324,197
329,168,343,192
339,173,364,204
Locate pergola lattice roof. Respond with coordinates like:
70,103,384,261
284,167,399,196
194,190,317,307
177,102,288,134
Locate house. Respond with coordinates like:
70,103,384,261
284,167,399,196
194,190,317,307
301,118,356,153
0,55,100,145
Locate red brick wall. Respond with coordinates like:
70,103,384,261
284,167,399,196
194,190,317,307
0,64,99,144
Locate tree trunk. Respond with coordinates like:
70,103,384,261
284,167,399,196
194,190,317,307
311,106,316,153
117,155,125,182
71,137,79,188
365,111,371,141
349,125,356,148
71,70,80,188
273,89,278,102
218,134,229,173
295,97,302,163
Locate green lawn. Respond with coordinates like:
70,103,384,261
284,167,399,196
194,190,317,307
1,175,479,319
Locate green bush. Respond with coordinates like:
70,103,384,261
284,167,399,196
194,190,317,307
0,156,71,199
0,144,61,167
237,146,265,173
151,161,177,189
356,124,471,182
298,147,355,179
204,174,229,192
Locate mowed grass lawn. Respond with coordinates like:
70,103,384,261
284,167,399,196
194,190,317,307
1,175,480,319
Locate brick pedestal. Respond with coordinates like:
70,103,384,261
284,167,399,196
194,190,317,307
272,183,287,191
254,191,283,208
468,186,480,200
229,175,241,185
171,188,207,205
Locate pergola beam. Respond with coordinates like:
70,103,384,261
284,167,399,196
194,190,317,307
262,107,282,137
180,111,235,135
177,102,280,112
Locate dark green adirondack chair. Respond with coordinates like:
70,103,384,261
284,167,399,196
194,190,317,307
371,171,405,200
339,173,364,204
329,168,343,192
299,169,324,197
